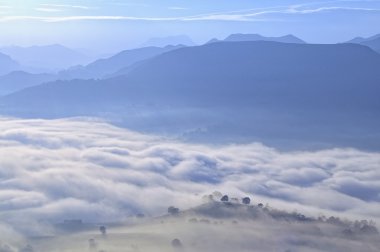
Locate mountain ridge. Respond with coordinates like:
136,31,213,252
58,45,184,80
208,34,306,44
0,44,90,71
345,34,380,53
0,52,20,75
1,41,380,149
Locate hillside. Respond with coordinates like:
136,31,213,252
361,37,380,54
208,34,306,44
17,199,380,252
59,45,183,80
0,71,57,96
0,44,90,71
1,41,380,149
0,52,19,75
346,34,380,53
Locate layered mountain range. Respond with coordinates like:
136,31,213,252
1,34,379,149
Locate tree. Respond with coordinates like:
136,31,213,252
168,206,180,215
171,238,183,248
242,197,251,205
99,226,107,236
221,195,229,202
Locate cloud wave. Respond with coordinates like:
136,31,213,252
0,117,379,233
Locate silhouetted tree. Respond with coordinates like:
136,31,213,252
200,219,210,224
342,228,355,238
360,224,379,235
171,238,183,248
221,195,229,202
242,197,251,205
168,206,180,215
99,226,107,236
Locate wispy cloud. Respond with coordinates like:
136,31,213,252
0,5,379,22
110,2,150,7
40,4,90,10
169,6,188,10
34,7,62,13
188,6,380,21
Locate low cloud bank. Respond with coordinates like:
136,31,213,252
0,117,379,237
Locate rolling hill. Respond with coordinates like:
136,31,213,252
1,41,380,149
0,71,57,96
141,35,195,47
58,45,183,80
0,44,91,71
0,52,20,75
346,34,380,53
360,37,380,54
208,34,306,44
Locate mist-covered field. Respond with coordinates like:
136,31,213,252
1,0,380,251
0,117,379,251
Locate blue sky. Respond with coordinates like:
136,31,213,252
0,0,379,53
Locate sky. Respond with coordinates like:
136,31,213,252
0,0,379,53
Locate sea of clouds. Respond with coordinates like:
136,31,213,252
0,117,379,238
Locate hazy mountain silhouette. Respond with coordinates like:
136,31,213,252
0,71,57,96
58,45,184,80
347,37,367,43
346,34,380,43
1,41,380,149
0,44,90,71
360,37,380,54
141,35,195,47
346,34,380,53
208,34,306,44
0,52,19,75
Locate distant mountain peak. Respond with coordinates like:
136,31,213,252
347,36,366,43
141,35,195,47
0,44,90,71
206,38,220,44
346,34,380,54
0,52,20,76
223,33,306,44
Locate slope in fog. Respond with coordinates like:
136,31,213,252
58,45,184,80
1,41,380,149
0,71,57,96
0,52,19,75
0,44,91,72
